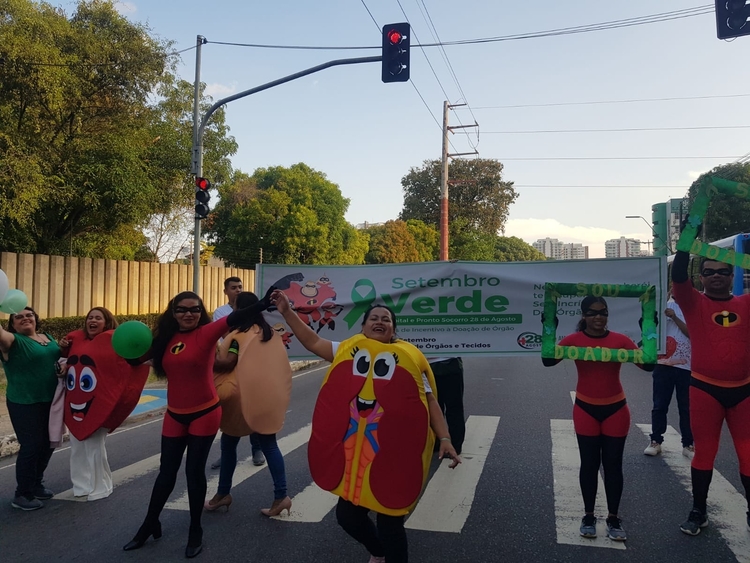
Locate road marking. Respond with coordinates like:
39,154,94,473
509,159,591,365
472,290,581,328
56,453,162,501
636,424,750,563
274,482,339,522
293,363,329,379
550,419,626,550
166,424,312,511
406,415,500,533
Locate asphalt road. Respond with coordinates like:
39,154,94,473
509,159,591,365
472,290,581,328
0,357,747,563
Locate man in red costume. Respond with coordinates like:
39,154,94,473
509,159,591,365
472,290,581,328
672,251,750,535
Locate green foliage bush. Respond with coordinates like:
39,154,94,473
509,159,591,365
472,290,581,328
1,314,161,340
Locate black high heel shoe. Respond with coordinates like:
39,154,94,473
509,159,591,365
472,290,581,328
123,521,162,551
185,526,203,559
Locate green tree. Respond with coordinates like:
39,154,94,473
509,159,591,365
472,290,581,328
687,162,750,241
448,218,496,261
405,219,439,261
399,158,518,236
494,236,547,262
364,221,420,264
208,164,367,268
0,0,237,259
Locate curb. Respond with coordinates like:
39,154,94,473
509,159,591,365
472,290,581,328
0,360,322,460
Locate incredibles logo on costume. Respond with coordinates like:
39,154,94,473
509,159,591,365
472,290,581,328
171,342,186,355
712,310,740,328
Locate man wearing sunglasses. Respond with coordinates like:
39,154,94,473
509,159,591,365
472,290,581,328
672,252,750,536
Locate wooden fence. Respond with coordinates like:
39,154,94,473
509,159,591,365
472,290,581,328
0,252,255,319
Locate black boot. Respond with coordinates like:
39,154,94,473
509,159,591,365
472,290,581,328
123,520,162,551
185,525,203,558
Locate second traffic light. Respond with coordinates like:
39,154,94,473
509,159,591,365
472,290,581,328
382,23,410,83
716,0,750,39
195,177,211,220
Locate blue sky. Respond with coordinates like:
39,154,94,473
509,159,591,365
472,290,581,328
86,2,750,257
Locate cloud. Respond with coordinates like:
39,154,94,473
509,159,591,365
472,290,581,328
204,83,238,99
115,1,137,14
505,218,651,258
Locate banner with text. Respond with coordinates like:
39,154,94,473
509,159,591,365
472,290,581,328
256,258,667,359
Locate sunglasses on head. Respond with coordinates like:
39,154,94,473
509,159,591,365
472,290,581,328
701,268,732,277
174,306,202,314
583,309,609,318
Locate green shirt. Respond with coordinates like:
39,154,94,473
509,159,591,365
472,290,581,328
2,333,61,404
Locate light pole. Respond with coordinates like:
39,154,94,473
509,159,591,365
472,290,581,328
625,215,673,254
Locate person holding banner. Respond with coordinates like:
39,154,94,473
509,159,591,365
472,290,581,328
123,289,275,558
671,252,750,536
542,296,654,542
271,289,460,563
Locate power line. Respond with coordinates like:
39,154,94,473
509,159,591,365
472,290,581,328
483,125,750,134
358,0,380,29
471,93,750,110
206,5,713,51
499,155,744,161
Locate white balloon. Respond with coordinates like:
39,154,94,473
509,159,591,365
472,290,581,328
0,269,8,305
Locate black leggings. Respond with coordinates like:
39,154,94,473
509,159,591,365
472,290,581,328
576,434,627,515
336,498,407,563
6,400,54,499
143,434,215,538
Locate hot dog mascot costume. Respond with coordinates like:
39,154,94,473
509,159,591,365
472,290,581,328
308,334,437,516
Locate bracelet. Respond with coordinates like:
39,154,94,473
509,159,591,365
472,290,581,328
439,437,451,442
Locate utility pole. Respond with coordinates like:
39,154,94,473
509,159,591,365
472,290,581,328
191,35,206,294
439,101,478,261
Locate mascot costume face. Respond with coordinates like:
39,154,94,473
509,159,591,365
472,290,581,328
63,330,149,441
308,334,436,516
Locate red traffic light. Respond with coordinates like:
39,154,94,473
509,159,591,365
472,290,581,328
195,177,211,190
387,29,403,45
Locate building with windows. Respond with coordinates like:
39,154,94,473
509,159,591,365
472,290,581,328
651,198,686,256
605,237,641,258
533,238,589,260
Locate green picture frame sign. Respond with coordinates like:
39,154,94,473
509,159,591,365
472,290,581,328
676,177,750,267
540,282,657,363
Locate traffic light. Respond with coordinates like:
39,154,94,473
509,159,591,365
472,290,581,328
195,177,211,219
381,23,410,83
716,0,750,39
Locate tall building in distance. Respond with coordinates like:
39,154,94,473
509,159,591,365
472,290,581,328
605,237,642,258
651,198,686,256
533,238,589,260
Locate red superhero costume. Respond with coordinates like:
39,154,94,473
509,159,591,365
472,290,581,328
558,330,639,437
160,317,230,438
672,279,750,476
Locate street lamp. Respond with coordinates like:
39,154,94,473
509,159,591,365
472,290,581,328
625,215,673,254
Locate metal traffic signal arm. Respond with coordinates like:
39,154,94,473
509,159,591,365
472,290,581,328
189,25,409,293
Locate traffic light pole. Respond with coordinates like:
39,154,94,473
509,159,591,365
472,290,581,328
190,53,382,294
191,35,206,294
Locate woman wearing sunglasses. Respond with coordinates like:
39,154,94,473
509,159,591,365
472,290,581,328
543,295,653,542
123,288,275,558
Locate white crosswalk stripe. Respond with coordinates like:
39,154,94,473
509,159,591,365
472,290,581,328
636,424,750,563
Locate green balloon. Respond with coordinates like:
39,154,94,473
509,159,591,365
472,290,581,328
112,321,153,359
0,289,28,314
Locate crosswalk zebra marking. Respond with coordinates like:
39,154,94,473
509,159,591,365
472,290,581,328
636,424,750,563
405,415,500,533
550,419,626,550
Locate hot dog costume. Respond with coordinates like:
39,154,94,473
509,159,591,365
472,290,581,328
308,335,437,517
214,328,292,436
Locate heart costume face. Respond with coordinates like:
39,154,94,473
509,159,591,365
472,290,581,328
63,330,149,441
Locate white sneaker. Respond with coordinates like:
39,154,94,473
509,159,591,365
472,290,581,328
644,441,662,456
683,445,695,460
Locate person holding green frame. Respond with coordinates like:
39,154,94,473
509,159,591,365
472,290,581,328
543,296,654,542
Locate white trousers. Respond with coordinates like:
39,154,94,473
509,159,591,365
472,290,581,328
69,427,113,501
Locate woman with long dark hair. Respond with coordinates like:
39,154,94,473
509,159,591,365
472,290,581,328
0,307,61,511
123,288,274,558
543,296,653,542
205,291,292,516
